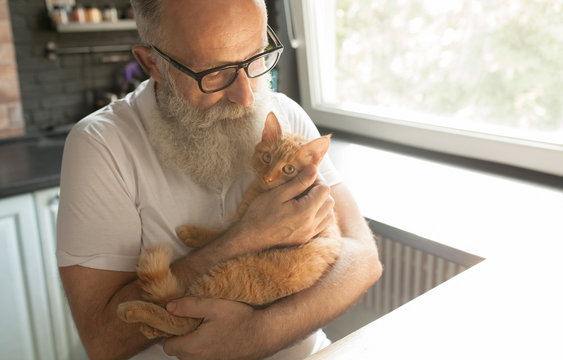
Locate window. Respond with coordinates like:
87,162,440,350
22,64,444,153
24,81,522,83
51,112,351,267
288,0,563,176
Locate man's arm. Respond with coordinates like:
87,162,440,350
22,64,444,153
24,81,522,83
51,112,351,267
163,182,383,359
261,183,382,352
59,165,332,360
59,267,154,360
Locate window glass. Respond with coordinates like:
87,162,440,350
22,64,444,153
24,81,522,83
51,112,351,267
317,0,563,145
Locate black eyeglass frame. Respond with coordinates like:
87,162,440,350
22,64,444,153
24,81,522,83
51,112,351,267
151,25,284,94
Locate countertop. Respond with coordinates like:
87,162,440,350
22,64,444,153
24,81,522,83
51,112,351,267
307,136,563,359
0,131,67,199
308,254,562,359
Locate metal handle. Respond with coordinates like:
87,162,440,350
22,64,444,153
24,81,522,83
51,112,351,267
45,41,133,61
283,0,300,48
48,193,60,207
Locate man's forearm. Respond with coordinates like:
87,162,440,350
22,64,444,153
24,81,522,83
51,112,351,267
97,280,160,358
258,234,381,354
258,183,383,355
59,266,158,360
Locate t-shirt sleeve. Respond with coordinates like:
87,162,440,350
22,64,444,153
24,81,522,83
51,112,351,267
56,122,142,272
273,94,342,187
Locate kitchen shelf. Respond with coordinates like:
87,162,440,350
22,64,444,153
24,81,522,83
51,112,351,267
56,20,136,32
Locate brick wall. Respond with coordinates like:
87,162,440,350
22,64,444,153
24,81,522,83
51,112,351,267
0,0,24,139
7,0,142,134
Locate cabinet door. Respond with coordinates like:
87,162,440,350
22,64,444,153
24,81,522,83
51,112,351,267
34,188,88,360
0,194,56,360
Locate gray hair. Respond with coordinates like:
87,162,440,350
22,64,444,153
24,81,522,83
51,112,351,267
130,0,164,45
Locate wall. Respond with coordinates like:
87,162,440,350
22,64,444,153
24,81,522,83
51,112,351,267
0,0,24,139
8,0,141,134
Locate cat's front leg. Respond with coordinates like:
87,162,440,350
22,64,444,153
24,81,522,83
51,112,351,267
117,300,202,337
176,225,223,248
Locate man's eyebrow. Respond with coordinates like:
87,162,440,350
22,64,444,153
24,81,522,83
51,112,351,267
203,40,270,70
245,42,269,60
253,39,270,55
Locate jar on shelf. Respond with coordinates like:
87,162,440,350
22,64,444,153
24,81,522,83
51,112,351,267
85,4,102,23
70,4,86,23
102,4,119,22
50,5,69,25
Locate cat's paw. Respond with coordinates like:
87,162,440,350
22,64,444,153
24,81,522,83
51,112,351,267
176,225,204,247
116,301,140,322
139,323,171,339
176,225,221,248
117,300,200,337
118,303,172,339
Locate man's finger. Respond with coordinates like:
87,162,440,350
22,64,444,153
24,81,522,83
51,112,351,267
301,182,331,207
163,336,186,357
278,165,318,202
314,207,336,236
316,194,335,220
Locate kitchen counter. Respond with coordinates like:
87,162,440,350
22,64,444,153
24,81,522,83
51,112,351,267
308,136,563,359
0,131,67,199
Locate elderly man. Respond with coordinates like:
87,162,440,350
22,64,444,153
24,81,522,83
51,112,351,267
57,0,382,359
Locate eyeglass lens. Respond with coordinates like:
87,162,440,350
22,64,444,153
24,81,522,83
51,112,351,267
201,51,279,92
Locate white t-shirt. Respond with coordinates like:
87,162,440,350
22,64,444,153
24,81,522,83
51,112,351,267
56,78,340,359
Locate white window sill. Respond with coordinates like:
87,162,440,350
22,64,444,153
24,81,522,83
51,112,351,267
329,133,563,260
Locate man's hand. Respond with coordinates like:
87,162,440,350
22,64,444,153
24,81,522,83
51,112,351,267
163,297,270,360
238,165,335,250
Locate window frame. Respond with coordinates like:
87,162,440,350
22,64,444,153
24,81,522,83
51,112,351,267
288,0,563,177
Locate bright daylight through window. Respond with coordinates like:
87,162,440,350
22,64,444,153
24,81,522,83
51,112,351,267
293,0,563,175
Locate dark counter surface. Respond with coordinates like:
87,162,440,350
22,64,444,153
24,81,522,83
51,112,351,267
0,131,67,199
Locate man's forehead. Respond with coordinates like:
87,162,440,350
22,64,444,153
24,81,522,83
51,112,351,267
161,0,265,37
161,0,267,68
192,29,267,66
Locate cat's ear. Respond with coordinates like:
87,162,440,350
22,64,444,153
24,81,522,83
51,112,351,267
262,112,282,142
299,135,331,166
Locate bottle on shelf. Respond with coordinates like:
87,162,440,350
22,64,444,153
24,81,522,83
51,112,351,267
85,4,102,23
102,4,119,22
70,4,86,23
50,5,69,26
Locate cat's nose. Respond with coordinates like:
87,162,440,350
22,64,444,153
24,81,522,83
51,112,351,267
263,175,273,184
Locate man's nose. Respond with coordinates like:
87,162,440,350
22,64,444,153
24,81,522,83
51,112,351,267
225,69,255,107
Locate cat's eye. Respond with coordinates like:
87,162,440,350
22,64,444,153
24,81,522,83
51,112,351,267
282,164,295,175
262,152,272,164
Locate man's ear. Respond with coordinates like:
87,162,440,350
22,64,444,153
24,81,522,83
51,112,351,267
132,45,163,83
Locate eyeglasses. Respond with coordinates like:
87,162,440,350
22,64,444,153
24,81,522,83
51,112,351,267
151,25,284,94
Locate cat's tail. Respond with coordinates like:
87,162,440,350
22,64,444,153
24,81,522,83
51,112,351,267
137,244,183,306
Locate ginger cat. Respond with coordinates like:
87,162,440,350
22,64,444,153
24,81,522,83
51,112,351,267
117,112,342,338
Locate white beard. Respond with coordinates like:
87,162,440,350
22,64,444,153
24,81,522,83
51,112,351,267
149,71,272,188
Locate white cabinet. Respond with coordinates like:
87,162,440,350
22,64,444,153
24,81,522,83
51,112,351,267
0,193,53,359
0,188,86,360
34,188,88,360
